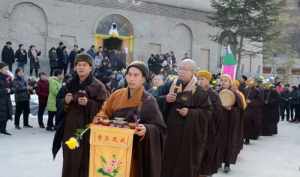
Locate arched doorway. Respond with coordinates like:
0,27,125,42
103,37,123,50
171,24,193,60
95,14,134,64
9,2,47,56
8,2,48,72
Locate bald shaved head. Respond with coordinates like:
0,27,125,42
180,59,198,72
178,58,197,82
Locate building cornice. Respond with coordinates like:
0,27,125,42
59,0,213,22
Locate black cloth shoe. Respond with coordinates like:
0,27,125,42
244,139,250,145
1,131,12,135
224,166,231,173
46,127,54,131
15,125,21,130
39,124,45,129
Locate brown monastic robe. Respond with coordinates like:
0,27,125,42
219,89,244,165
199,88,224,176
97,87,167,177
243,87,264,140
158,77,212,177
262,88,280,136
61,74,108,177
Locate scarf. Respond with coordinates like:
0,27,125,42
169,75,198,94
66,73,94,93
31,49,39,62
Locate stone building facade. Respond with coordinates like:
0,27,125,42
0,0,262,76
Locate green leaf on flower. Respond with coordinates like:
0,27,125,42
100,156,107,164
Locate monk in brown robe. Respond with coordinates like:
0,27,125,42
231,80,247,152
93,61,166,177
196,70,224,177
52,53,108,177
157,59,212,177
219,74,244,173
243,79,264,144
262,84,280,136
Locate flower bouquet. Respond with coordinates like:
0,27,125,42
65,125,90,150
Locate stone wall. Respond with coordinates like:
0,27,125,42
0,0,222,73
0,0,262,76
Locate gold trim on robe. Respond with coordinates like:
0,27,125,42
96,86,144,119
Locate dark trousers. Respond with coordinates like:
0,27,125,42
38,102,47,127
70,64,74,73
50,67,58,76
295,104,300,121
50,67,54,76
0,120,8,132
63,64,68,75
8,63,13,71
290,104,296,120
30,68,39,77
47,111,56,128
15,100,30,126
280,103,290,121
3,62,13,71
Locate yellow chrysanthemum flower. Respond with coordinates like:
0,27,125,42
65,137,79,150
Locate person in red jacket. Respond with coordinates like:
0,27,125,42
36,72,49,128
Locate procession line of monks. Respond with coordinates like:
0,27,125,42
52,57,280,177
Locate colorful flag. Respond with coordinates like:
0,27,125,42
221,46,237,80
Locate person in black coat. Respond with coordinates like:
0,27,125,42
28,45,41,77
49,47,58,76
62,46,69,74
0,62,13,135
1,41,15,71
293,85,300,122
280,85,291,121
15,44,27,70
94,57,113,86
148,54,162,75
290,86,298,122
12,68,33,129
68,45,79,73
56,42,65,71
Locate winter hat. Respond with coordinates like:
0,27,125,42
221,74,233,85
233,80,240,88
74,53,93,66
126,61,149,79
0,62,7,70
246,78,256,87
196,70,212,81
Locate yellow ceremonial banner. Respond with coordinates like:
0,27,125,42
89,125,135,177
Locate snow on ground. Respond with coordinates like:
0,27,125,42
0,116,61,177
215,121,300,177
0,117,299,177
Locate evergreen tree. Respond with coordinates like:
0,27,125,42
208,0,283,75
